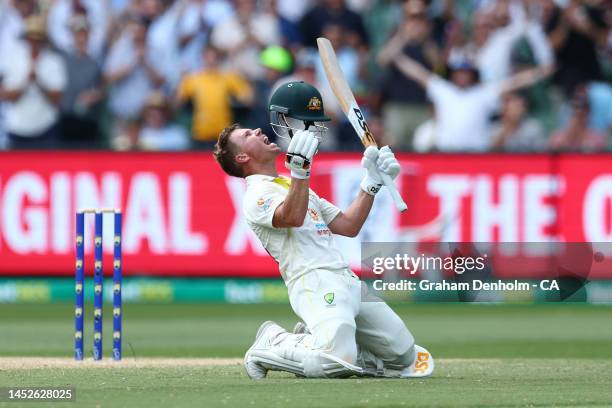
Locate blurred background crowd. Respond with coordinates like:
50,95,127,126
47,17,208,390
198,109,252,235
0,0,610,152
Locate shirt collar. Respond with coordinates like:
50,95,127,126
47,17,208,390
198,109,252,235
245,174,276,186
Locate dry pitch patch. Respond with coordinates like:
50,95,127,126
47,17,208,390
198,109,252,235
0,357,243,369
0,357,498,370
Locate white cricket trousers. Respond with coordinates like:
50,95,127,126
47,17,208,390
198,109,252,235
288,268,415,367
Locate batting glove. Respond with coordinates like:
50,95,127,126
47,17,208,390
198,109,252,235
285,130,319,179
360,146,401,195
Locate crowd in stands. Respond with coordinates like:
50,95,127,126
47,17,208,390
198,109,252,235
0,0,610,152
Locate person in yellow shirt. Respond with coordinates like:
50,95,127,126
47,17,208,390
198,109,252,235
176,46,253,148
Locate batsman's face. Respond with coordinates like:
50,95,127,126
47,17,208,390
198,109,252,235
231,128,280,162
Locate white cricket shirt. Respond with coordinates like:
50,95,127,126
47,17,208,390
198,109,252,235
426,76,501,152
3,42,67,136
243,174,349,285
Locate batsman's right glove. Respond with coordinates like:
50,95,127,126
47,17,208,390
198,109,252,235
360,146,401,195
285,130,319,179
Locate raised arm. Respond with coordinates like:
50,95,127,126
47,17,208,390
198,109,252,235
329,146,401,237
393,54,433,89
377,30,409,67
272,130,319,228
328,191,374,237
500,64,554,94
272,179,310,228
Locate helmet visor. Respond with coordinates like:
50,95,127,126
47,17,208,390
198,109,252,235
270,113,328,141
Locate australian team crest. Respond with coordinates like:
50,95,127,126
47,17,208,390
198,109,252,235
307,96,322,111
324,292,334,305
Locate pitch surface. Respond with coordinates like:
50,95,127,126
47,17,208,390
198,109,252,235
1,303,611,407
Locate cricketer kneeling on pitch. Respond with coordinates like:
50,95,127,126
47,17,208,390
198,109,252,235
213,81,434,379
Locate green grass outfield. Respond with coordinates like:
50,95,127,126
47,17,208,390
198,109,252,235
1,303,611,407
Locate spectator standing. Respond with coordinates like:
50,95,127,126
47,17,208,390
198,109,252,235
392,51,553,151
60,15,104,147
47,0,109,60
1,0,37,148
442,18,472,70
377,0,441,149
104,15,167,141
550,94,607,152
137,91,189,151
299,0,368,48
210,0,281,80
473,2,553,84
261,0,302,49
175,46,253,148
0,0,36,60
362,0,403,55
177,0,234,74
145,0,185,91
490,92,547,152
0,15,66,149
276,0,311,26
543,0,608,97
0,0,16,150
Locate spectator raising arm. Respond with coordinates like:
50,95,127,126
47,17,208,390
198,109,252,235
104,61,136,85
377,31,408,67
392,54,433,89
500,65,555,94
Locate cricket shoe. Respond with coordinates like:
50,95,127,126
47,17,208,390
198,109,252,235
400,345,435,378
292,321,311,335
244,321,286,379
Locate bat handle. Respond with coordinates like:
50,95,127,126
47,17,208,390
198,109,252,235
380,173,408,212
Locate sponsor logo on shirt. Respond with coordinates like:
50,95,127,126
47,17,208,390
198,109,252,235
307,208,320,221
308,208,331,236
315,223,332,236
257,197,272,211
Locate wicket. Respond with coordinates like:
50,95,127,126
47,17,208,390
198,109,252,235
75,208,122,361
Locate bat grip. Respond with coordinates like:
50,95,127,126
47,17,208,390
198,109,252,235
380,173,408,212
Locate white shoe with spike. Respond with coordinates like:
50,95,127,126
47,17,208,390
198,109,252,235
401,345,435,378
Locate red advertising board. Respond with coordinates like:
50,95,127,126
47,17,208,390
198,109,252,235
0,152,611,277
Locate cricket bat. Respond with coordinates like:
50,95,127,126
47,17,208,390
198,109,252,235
317,37,408,212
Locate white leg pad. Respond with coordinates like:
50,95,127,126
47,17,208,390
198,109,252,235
249,348,362,378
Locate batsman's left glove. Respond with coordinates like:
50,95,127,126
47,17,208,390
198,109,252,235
285,130,319,179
